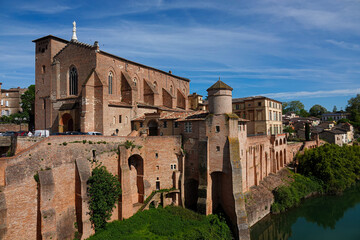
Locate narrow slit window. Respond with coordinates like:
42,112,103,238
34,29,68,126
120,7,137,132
108,72,113,94
69,66,78,95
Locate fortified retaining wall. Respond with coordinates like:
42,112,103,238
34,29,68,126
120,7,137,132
0,135,182,240
245,139,319,227
245,168,293,227
0,124,28,132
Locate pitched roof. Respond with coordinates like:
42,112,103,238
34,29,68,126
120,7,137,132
33,34,190,82
207,80,233,91
327,129,347,134
32,35,69,44
232,96,282,104
132,110,208,122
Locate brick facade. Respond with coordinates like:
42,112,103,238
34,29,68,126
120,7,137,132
0,29,324,240
0,84,27,116
33,35,190,135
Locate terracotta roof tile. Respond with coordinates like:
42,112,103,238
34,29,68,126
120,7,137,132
207,80,233,91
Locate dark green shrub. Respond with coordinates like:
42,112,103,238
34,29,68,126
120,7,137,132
271,173,322,213
88,206,232,240
297,144,360,193
87,165,122,231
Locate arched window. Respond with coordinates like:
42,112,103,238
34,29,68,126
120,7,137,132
153,81,157,90
170,85,173,94
133,78,137,86
69,66,78,95
108,72,113,94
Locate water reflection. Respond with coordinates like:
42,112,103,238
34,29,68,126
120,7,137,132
251,183,360,240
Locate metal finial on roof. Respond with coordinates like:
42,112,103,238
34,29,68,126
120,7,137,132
71,21,78,41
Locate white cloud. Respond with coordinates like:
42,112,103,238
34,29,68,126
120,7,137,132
262,89,360,100
326,40,360,50
19,4,73,14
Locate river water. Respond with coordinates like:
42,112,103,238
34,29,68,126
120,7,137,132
250,182,360,240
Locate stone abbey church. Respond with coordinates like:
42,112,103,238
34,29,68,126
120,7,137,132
0,24,321,240
33,23,190,136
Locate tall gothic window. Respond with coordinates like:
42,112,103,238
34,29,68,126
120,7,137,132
69,66,78,95
108,72,113,94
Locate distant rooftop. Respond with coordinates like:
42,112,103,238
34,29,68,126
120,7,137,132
232,96,282,104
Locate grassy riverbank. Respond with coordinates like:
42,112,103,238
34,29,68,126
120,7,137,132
87,206,232,240
272,144,360,213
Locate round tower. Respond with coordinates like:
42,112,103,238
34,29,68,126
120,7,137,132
207,79,233,114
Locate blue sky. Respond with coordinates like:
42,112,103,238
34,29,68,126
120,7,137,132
1,0,359,111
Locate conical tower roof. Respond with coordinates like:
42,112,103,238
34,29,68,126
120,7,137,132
206,79,233,91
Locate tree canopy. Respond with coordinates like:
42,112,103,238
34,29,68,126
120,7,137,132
88,164,122,231
309,104,327,117
282,101,305,115
20,84,35,117
346,94,360,123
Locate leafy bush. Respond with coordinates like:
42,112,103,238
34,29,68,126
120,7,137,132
88,165,122,231
88,206,232,240
272,144,360,213
297,144,360,193
271,173,322,213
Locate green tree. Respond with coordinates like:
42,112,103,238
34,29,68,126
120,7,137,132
309,104,327,117
282,102,289,114
337,118,350,124
299,109,310,117
346,94,360,123
88,164,122,231
283,126,295,134
333,105,337,112
20,85,35,130
283,101,305,115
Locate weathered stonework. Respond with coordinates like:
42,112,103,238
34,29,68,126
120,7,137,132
33,35,190,136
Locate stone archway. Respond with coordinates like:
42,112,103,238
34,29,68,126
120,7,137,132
60,113,73,132
148,120,158,136
128,154,144,204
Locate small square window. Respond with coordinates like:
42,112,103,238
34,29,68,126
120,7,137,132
216,146,220,152
140,122,143,127
156,166,159,170
258,102,261,106
216,126,220,132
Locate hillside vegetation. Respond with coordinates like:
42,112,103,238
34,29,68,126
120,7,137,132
272,144,360,213
88,206,232,240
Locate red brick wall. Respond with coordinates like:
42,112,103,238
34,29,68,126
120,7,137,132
0,124,28,132
1,135,182,239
